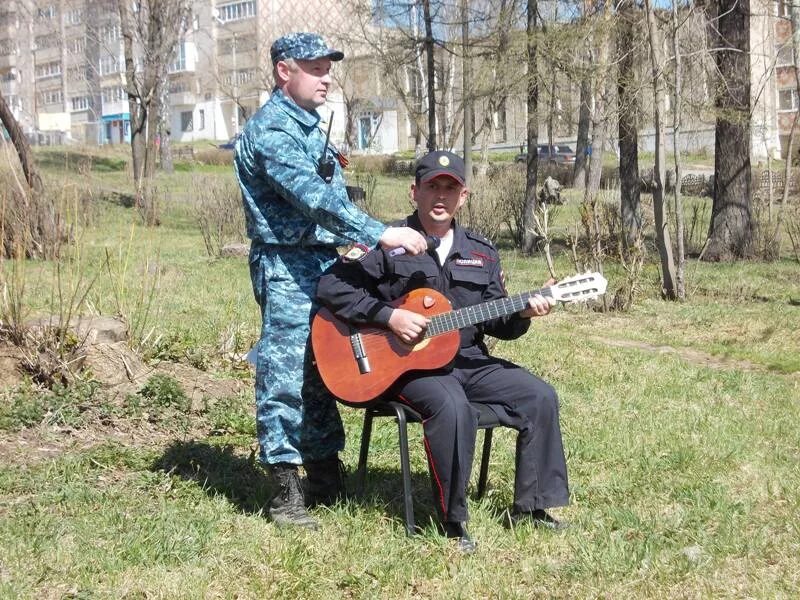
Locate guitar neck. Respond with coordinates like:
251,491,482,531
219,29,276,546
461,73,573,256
427,287,552,336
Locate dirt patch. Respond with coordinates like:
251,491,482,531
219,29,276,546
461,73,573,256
83,341,248,408
0,344,25,389
589,336,796,377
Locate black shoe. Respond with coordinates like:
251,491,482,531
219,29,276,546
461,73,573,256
304,456,347,506
508,509,569,531
443,521,477,554
269,463,318,530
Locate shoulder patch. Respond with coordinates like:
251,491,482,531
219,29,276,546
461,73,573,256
464,229,495,248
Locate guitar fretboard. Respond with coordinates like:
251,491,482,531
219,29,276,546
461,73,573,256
426,287,552,337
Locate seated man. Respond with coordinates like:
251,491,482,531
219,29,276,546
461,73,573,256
316,151,570,552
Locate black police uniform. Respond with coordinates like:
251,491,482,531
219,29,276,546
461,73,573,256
316,212,570,523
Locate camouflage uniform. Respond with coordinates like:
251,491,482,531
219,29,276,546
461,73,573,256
235,83,385,467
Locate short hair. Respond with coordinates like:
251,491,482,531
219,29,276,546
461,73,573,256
273,57,298,87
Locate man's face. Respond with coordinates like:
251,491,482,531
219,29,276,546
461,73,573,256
278,57,333,111
411,175,468,227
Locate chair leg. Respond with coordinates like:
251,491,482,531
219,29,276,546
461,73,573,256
477,427,494,499
392,403,416,536
355,411,374,495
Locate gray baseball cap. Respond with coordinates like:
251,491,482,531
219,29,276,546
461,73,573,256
270,32,344,64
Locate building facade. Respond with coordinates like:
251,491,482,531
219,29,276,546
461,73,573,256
0,0,797,159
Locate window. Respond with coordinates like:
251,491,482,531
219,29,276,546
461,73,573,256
71,96,90,111
5,94,21,109
37,6,57,20
181,110,193,132
101,86,126,103
67,37,85,55
67,9,82,25
169,80,190,93
35,35,58,50
99,56,120,75
0,38,17,56
38,89,62,105
100,24,121,43
222,69,255,87
216,1,256,23
35,61,61,79
0,11,20,29
217,34,255,56
779,89,799,111
169,42,186,72
67,66,85,82
776,42,794,67
198,109,205,130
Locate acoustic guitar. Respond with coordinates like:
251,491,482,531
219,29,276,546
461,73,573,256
311,272,607,405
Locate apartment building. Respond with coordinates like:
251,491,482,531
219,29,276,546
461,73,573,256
0,0,797,159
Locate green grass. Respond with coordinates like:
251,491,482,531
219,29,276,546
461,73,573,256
0,147,798,597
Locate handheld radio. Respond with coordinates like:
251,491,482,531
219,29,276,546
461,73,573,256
317,114,336,183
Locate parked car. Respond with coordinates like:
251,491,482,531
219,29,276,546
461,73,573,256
514,144,577,165
217,134,240,151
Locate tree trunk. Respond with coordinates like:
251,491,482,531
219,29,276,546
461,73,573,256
645,0,677,298
617,3,641,248
671,0,686,299
422,0,437,152
159,86,174,173
522,0,539,254
783,3,800,205
573,67,592,190
461,0,472,187
0,91,42,193
704,0,753,261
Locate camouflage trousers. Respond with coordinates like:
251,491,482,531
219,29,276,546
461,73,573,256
249,244,344,466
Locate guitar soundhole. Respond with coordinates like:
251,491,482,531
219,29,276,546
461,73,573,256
389,336,430,354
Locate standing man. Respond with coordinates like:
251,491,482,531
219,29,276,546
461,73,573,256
234,32,427,530
317,151,570,552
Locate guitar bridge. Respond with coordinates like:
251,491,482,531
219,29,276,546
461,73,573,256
349,330,371,374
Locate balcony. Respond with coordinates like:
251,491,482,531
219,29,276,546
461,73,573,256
170,90,196,106
0,52,16,69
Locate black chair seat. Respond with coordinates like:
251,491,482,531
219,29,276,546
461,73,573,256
354,399,500,536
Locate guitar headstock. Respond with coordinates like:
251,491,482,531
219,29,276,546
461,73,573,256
550,272,607,303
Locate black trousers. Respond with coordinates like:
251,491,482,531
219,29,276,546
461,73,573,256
394,347,570,523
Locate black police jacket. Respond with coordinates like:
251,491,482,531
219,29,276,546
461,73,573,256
316,212,531,352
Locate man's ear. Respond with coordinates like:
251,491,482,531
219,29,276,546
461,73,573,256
456,186,469,209
410,183,418,205
275,61,290,85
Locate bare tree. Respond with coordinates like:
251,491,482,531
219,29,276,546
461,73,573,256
670,0,687,298
703,0,753,261
617,1,642,248
118,0,191,221
521,0,540,254
0,91,41,194
644,0,677,298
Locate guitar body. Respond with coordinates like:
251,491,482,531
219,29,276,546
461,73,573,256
312,288,460,405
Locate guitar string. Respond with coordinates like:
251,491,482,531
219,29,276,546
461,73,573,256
341,280,600,343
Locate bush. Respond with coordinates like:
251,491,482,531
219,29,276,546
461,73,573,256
345,154,391,175
192,176,246,257
138,374,189,411
465,166,526,244
194,148,234,166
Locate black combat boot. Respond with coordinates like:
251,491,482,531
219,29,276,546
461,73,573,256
304,456,347,506
269,463,318,529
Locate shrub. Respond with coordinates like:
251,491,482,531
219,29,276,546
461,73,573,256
192,176,246,257
194,148,234,166
138,374,189,411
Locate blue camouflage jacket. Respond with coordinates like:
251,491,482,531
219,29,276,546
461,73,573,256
234,88,386,249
